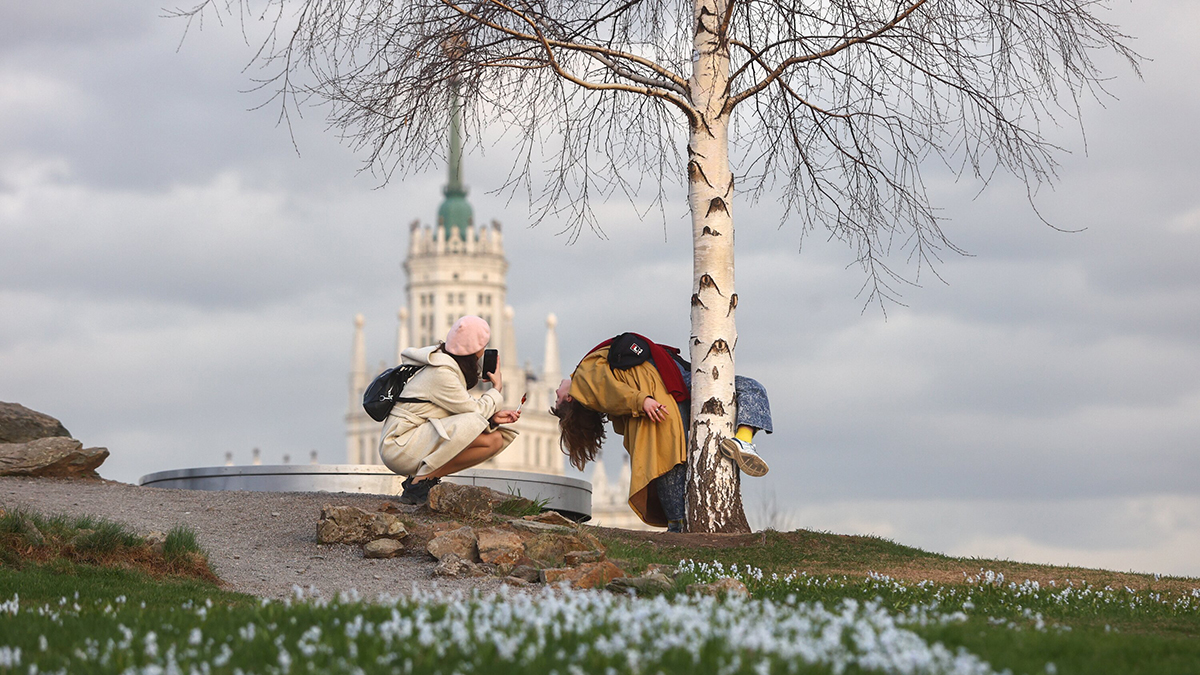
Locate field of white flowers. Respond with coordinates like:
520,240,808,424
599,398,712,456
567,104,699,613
1,560,1198,675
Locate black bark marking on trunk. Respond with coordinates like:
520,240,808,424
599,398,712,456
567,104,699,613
725,175,735,197
692,337,702,346
701,225,722,237
704,338,732,360
700,397,725,416
691,293,708,310
688,160,712,187
706,197,728,217
698,273,723,296
726,293,738,316
712,366,719,380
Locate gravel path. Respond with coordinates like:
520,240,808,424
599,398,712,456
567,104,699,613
1,477,507,600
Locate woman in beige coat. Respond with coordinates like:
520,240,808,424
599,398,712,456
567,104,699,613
379,316,521,504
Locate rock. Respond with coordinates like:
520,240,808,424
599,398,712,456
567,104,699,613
432,553,485,578
564,549,605,567
502,576,534,588
606,572,673,596
523,531,603,567
476,528,525,566
510,519,574,535
316,505,408,545
509,565,542,583
427,483,504,520
645,563,679,579
145,531,167,554
543,561,626,589
379,501,420,515
687,577,749,597
363,538,404,559
427,526,479,562
0,402,71,444
0,437,108,478
523,511,578,527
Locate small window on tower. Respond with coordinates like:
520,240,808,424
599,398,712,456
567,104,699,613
448,315,454,327
447,293,454,305
458,293,465,304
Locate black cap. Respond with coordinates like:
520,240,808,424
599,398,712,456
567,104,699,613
608,333,653,370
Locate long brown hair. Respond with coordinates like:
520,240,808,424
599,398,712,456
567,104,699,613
551,399,606,471
437,343,480,389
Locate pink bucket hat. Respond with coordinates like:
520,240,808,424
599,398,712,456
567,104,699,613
445,316,491,356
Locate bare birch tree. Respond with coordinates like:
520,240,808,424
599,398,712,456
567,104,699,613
174,0,1137,532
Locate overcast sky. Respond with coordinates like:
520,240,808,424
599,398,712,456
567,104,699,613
3,1,1198,576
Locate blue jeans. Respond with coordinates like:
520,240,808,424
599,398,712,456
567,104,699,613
674,360,774,437
655,361,774,524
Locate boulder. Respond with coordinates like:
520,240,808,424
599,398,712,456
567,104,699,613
0,402,70,444
510,519,574,535
363,538,404,559
427,526,479,562
564,549,605,566
316,505,408,545
427,483,505,520
0,437,108,478
543,561,626,589
523,511,577,527
145,531,168,554
523,531,603,567
606,572,673,596
508,565,542,584
433,553,485,578
476,528,525,566
687,577,749,597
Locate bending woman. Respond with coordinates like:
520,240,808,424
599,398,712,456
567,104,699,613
551,333,772,532
379,316,521,505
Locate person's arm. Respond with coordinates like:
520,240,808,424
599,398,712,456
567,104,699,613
423,366,504,420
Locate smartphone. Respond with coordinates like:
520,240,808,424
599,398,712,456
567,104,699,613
481,349,498,380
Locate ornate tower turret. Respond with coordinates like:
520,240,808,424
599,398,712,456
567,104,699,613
437,80,473,241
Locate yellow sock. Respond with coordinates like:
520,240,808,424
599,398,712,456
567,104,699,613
735,426,754,443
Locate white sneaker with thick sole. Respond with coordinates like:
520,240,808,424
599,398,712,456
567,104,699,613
719,438,770,477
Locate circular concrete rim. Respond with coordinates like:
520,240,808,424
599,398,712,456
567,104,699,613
138,465,592,522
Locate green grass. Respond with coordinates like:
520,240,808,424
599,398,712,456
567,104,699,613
0,562,251,609
494,489,552,518
0,506,217,582
163,525,203,561
3,508,1199,674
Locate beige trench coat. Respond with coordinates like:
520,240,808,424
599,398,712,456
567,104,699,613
378,345,517,477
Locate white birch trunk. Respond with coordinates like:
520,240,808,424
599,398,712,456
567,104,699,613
685,0,749,533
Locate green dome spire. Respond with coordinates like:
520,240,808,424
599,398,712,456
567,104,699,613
437,80,472,240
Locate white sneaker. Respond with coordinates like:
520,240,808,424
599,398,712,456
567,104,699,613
719,438,769,477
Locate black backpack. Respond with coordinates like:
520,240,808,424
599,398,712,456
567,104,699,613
362,364,428,422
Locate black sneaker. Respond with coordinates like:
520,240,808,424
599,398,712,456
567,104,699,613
399,476,441,505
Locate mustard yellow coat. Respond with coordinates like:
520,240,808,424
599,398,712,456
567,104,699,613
569,347,686,526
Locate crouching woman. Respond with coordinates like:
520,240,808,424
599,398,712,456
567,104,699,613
379,316,521,505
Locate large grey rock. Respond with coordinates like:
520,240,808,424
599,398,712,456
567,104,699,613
0,402,71,444
363,538,405,559
427,483,507,520
510,519,574,535
432,553,485,578
427,526,479,562
607,572,673,596
316,505,408,545
0,437,108,478
476,528,525,566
